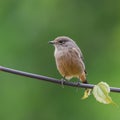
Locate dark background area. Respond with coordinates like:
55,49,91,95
0,0,120,120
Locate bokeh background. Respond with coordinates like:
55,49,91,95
0,0,120,120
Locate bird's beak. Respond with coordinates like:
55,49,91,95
48,41,55,44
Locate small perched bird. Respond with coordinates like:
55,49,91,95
49,36,91,96
49,36,88,82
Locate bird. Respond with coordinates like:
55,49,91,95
49,36,91,97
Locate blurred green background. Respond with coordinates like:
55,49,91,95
0,0,120,120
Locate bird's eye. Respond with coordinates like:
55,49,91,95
59,40,65,44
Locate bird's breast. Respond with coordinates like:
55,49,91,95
54,49,85,79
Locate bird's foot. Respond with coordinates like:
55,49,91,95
75,82,81,92
60,78,66,88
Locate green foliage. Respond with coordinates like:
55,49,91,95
0,0,120,120
93,82,116,105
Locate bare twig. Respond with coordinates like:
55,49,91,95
0,66,120,93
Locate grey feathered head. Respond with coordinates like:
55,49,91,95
49,36,78,50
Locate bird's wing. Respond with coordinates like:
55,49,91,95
72,47,84,61
72,47,87,74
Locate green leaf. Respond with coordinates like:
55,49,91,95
93,82,116,105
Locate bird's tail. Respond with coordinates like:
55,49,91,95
79,73,91,99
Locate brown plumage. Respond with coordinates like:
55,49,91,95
49,36,87,83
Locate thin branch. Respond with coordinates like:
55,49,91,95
0,66,120,93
